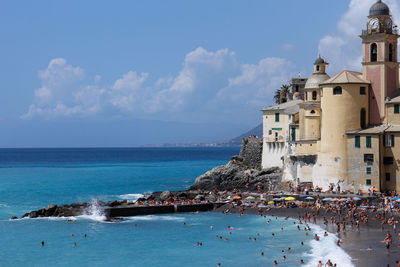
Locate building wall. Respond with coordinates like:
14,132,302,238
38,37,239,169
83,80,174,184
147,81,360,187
386,103,400,124
382,133,400,192
262,111,291,168
318,83,369,189
364,65,383,124
347,135,381,192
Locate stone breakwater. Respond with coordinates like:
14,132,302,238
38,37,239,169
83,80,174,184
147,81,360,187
18,137,283,220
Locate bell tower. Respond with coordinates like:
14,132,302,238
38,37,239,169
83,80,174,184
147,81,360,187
361,0,399,124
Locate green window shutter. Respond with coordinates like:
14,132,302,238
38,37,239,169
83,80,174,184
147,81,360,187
366,167,371,175
366,136,371,148
366,179,371,186
395,104,400,114
355,136,360,148
275,113,280,122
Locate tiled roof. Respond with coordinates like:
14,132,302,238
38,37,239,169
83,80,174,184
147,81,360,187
261,100,303,115
321,70,370,85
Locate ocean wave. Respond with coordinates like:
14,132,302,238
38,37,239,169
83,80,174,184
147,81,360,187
124,215,185,222
117,193,144,201
304,224,354,267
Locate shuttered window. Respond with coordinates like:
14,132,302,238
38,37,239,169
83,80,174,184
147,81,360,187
366,136,371,148
355,136,360,148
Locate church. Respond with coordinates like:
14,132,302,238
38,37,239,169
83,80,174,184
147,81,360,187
261,0,400,193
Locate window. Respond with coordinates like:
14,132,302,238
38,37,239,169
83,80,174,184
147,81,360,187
366,179,372,186
333,86,342,95
312,91,317,100
360,108,366,129
269,130,272,135
360,87,366,95
291,128,296,141
305,92,307,100
389,44,393,62
275,132,278,141
275,113,280,122
395,104,399,114
316,65,320,71
364,154,374,165
310,110,316,114
366,136,372,148
385,135,395,147
295,85,299,92
386,173,391,181
366,167,371,175
384,157,394,165
371,43,377,62
355,136,360,148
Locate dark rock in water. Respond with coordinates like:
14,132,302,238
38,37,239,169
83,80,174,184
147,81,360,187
46,204,57,210
10,216,18,220
70,202,88,208
107,200,122,207
176,192,188,199
160,191,171,201
104,217,123,222
190,158,282,192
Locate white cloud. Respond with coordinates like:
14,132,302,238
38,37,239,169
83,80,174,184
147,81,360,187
319,0,400,74
22,48,294,123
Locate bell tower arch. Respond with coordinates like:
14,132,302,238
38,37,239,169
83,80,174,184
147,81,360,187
361,0,399,124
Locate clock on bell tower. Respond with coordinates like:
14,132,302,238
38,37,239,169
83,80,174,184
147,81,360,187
361,0,399,124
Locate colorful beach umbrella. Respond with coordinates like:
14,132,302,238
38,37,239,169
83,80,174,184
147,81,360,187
285,197,296,201
233,196,242,200
391,197,399,201
268,201,275,204
246,196,255,200
353,197,361,201
322,198,333,201
339,198,347,202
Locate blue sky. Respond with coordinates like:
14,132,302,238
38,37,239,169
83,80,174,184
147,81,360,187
0,0,398,147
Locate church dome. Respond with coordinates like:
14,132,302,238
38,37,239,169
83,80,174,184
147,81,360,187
305,73,330,89
370,0,390,16
314,56,325,65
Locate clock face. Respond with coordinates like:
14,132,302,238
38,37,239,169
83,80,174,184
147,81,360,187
369,18,379,30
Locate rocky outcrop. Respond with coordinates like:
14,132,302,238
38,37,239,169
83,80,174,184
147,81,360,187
190,155,282,191
239,136,263,169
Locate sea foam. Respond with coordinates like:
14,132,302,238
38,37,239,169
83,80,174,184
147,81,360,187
304,224,354,267
117,193,144,201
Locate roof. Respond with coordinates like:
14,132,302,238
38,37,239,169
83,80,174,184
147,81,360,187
305,73,330,89
321,70,370,85
314,56,325,65
386,125,400,132
346,125,388,135
261,100,302,115
370,0,390,16
385,91,400,103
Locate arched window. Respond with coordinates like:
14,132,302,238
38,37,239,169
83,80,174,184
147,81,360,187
316,65,320,72
389,44,393,62
360,108,366,129
371,43,377,62
310,110,316,114
312,91,317,100
333,86,342,95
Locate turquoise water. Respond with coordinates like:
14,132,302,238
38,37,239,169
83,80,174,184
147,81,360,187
0,148,352,266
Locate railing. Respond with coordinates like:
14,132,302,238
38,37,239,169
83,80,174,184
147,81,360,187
362,28,398,35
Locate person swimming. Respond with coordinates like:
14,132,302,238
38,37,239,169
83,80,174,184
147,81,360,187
314,234,320,241
41,241,45,246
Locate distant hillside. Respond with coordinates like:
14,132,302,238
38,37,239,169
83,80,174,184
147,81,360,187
145,123,263,147
223,123,263,146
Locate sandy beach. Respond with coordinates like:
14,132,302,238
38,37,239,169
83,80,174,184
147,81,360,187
215,203,400,267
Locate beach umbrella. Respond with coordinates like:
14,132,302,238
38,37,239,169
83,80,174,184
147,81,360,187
268,201,275,204
339,198,347,202
372,188,379,191
346,198,352,201
285,197,296,201
353,197,361,201
322,198,333,201
395,199,400,202
333,198,340,201
227,196,231,200
300,194,309,198
246,196,255,200
233,196,242,200
391,197,399,201
305,196,314,200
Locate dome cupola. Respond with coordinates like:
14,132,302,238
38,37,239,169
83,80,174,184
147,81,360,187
369,0,390,16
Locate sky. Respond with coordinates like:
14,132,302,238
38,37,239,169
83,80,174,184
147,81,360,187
0,0,399,147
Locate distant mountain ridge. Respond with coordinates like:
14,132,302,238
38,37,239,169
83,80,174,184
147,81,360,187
223,123,262,146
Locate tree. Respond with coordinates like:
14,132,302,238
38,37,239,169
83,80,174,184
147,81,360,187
273,84,290,104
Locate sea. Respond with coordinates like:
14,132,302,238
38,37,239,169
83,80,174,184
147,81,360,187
0,148,354,267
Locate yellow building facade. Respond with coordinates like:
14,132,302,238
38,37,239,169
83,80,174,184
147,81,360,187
261,0,400,193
